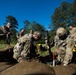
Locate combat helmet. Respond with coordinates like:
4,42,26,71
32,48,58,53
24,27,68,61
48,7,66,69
56,27,67,36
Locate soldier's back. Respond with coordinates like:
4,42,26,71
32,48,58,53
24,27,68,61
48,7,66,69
18,34,32,43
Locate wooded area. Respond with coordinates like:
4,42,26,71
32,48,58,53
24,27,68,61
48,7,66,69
0,0,76,43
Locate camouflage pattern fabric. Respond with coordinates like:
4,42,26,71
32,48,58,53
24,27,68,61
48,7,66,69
0,26,10,34
70,27,76,42
70,28,76,35
54,27,75,65
16,32,24,39
54,35,66,62
56,27,67,36
0,25,11,44
63,35,75,65
13,34,32,62
13,42,24,59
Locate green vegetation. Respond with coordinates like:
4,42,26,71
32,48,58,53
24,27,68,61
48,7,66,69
0,43,15,50
2,0,76,43
0,0,76,52
38,50,49,57
0,44,6,49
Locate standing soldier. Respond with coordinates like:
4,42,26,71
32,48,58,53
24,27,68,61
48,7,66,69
69,25,76,42
0,22,11,48
16,28,25,40
69,26,76,62
54,27,75,66
13,31,41,63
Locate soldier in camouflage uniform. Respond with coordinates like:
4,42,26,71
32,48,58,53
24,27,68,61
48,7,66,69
69,26,76,42
69,26,76,62
54,27,75,66
0,22,11,48
13,31,41,62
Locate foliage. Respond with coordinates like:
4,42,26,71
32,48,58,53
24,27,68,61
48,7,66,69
5,15,19,42
51,2,70,29
5,15,18,28
48,0,76,42
50,0,76,30
0,43,16,49
23,20,46,43
24,20,45,32
49,30,56,42
69,0,76,27
2,1,76,44
23,20,32,33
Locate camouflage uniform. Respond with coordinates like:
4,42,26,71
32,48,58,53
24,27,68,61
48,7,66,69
0,25,10,35
16,30,25,39
0,25,11,44
69,27,76,42
54,27,75,66
13,32,37,62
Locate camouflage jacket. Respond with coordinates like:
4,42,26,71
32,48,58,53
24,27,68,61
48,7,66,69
70,28,76,35
54,35,75,49
16,32,24,39
70,28,76,42
13,33,33,58
0,25,10,35
54,35,67,48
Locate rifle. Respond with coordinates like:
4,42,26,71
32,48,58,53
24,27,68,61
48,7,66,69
45,30,52,57
45,30,55,66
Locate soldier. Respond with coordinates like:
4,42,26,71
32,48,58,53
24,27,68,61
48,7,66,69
16,28,25,40
13,31,41,63
0,22,11,48
69,25,76,42
54,27,75,66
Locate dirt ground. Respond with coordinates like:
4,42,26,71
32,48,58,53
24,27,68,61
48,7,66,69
53,64,76,75
0,48,76,75
0,61,76,75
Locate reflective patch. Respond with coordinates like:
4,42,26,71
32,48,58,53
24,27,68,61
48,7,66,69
73,44,76,52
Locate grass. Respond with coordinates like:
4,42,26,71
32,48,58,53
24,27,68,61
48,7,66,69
38,50,49,57
0,43,15,50
0,43,56,57
37,44,56,57
0,44,6,49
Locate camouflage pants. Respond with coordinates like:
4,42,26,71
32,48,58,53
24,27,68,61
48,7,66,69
63,39,74,65
13,43,23,60
57,47,66,62
63,47,73,65
56,46,73,65
13,42,30,62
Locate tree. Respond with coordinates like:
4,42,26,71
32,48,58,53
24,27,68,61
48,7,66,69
23,20,32,33
5,15,18,28
24,20,45,33
50,1,71,30
68,0,76,26
48,1,76,42
32,21,46,43
5,15,18,42
23,20,46,43
50,0,76,30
